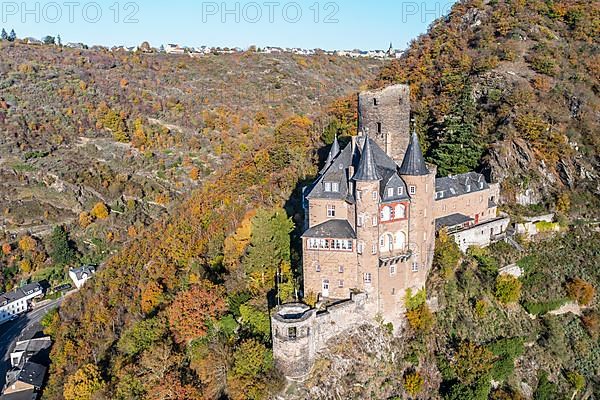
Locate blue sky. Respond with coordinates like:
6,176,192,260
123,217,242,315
1,1,457,50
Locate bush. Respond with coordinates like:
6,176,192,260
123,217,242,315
452,341,495,385
533,371,558,400
566,278,595,306
91,202,110,219
406,304,434,332
495,275,522,304
403,370,424,397
522,298,568,315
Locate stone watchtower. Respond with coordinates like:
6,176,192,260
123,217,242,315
271,304,316,381
358,84,411,164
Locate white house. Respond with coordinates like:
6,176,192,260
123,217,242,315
69,265,96,289
165,43,185,54
0,283,44,325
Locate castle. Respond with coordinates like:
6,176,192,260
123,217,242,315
271,84,510,380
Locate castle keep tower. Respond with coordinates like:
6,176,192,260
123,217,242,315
358,84,411,164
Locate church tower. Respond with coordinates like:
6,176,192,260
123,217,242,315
399,130,437,286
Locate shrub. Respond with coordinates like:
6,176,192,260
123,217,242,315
405,288,427,311
566,371,585,392
533,371,558,400
91,202,110,219
452,341,495,385
403,370,424,397
522,298,568,315
18,235,37,252
566,278,595,306
495,275,522,304
581,310,599,339
406,304,434,332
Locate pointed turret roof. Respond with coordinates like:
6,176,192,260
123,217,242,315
353,136,382,181
320,135,340,173
399,130,429,176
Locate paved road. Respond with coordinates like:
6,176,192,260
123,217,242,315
0,298,63,389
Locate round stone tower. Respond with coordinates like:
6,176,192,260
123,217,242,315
271,303,316,381
399,130,437,287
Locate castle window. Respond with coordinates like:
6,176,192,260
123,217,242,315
396,231,406,250
372,243,377,254
409,186,416,195
314,262,321,272
381,206,392,221
392,288,396,295
390,265,396,275
373,98,378,106
376,122,382,134
364,272,372,283
332,182,339,192
412,262,419,272
288,327,297,339
338,279,344,288
480,195,483,203
338,265,344,273
397,187,403,196
395,204,406,219
324,182,331,192
387,187,394,198
372,191,378,200
357,242,364,254
372,216,378,226
327,204,336,217
357,215,363,227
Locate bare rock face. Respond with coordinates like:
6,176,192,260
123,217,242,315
281,324,441,400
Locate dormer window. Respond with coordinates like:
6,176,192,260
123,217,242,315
466,185,471,192
480,182,484,189
387,188,394,198
324,182,331,192
397,187,403,196
332,182,339,192
436,191,443,199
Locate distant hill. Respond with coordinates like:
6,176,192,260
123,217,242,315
373,0,599,217
0,43,381,291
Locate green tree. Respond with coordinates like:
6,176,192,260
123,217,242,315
42,35,55,45
243,209,294,293
495,275,522,304
533,371,558,400
239,303,271,342
8,29,16,42
48,226,76,265
1,29,7,41
117,317,166,357
429,86,483,176
434,228,462,278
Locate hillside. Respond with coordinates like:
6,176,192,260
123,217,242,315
373,0,599,217
30,0,600,399
0,43,382,292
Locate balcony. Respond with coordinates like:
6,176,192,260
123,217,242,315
379,248,412,267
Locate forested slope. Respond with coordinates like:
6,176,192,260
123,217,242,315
373,0,599,215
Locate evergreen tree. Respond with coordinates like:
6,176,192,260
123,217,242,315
43,35,55,45
1,29,7,41
47,226,76,265
57,34,62,46
429,86,484,176
8,29,16,42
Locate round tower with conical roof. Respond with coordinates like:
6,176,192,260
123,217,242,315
399,130,437,292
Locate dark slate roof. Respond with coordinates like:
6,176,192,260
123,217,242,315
435,213,474,230
399,130,429,176
16,361,46,389
380,172,410,202
0,389,37,400
0,283,43,306
320,135,341,173
306,135,407,201
353,136,382,181
69,265,96,280
435,172,489,200
302,220,356,239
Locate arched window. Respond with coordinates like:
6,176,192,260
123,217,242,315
379,234,394,252
381,206,392,221
396,231,406,251
395,204,406,219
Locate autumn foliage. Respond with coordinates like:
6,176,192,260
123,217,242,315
166,281,227,344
